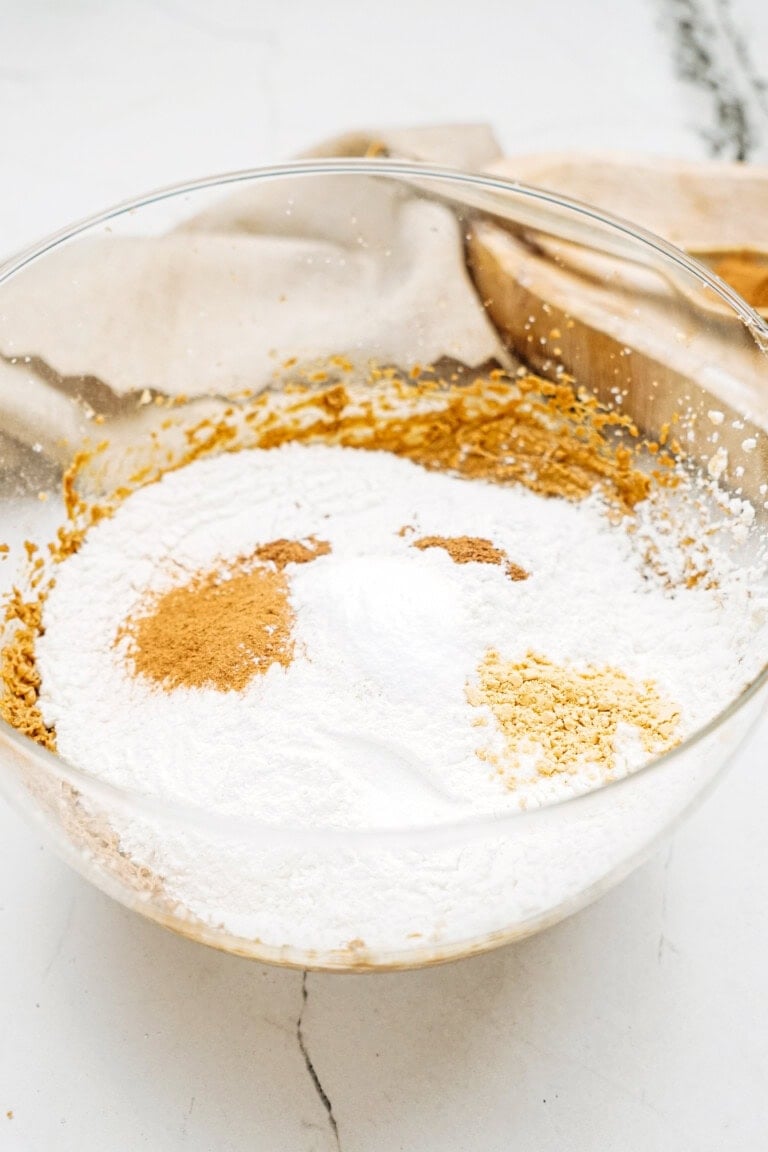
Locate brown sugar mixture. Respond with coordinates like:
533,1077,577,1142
412,534,529,581
468,649,681,782
0,590,56,750
248,372,654,513
118,537,330,693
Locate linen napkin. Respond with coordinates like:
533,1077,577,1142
0,125,508,466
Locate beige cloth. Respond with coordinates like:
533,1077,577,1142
0,125,507,464
487,152,768,251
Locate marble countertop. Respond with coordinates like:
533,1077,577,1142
1,1,768,1148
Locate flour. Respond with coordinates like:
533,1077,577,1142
32,443,768,955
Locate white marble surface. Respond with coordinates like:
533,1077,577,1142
1,1,768,1148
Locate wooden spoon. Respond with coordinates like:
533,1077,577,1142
465,160,768,499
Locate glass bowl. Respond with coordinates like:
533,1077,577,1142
0,160,767,972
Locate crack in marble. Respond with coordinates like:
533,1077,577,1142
297,971,340,1151
661,0,768,159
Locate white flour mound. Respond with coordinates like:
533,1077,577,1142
32,444,768,955
37,444,767,825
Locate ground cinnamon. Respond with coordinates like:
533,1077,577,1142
255,536,331,569
412,535,529,581
121,564,294,693
119,538,330,693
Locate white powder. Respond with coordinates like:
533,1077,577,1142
33,444,768,957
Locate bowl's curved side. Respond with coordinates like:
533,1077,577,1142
0,162,767,967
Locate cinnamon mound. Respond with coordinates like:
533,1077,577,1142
255,535,331,569
122,564,294,693
412,534,529,581
119,537,330,693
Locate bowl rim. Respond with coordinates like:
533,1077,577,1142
1,156,767,842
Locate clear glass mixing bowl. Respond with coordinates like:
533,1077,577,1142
0,161,766,971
